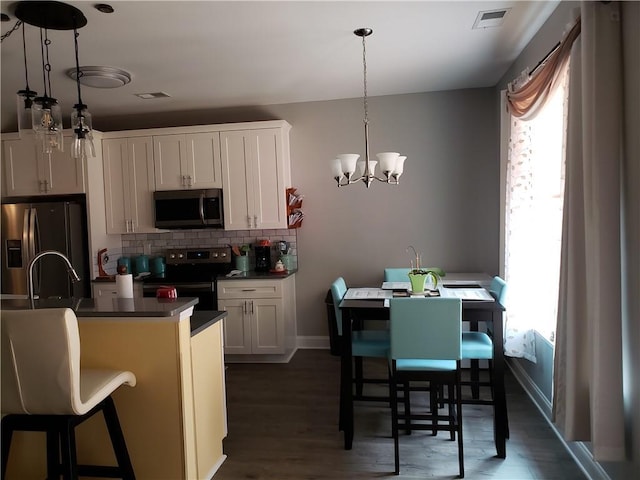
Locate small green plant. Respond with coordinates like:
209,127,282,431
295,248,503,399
406,245,445,290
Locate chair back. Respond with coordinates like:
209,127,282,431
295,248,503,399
1,308,82,415
384,268,411,282
489,276,507,306
389,297,462,361
330,277,348,336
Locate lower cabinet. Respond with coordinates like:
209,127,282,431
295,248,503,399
91,281,142,299
218,275,296,360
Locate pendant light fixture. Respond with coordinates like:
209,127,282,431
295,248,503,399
331,28,406,188
32,26,64,154
14,1,89,155
16,22,37,135
70,25,95,158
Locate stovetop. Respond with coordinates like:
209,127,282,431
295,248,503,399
143,247,232,284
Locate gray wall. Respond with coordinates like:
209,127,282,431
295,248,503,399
98,88,500,338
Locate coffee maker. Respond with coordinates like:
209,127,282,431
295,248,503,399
254,241,271,272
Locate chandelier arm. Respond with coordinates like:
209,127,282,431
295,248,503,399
73,26,83,107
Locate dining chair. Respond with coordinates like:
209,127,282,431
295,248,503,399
384,267,445,283
1,308,137,480
389,297,464,478
461,276,507,431
331,277,389,405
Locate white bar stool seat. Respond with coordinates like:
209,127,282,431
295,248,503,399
1,308,136,480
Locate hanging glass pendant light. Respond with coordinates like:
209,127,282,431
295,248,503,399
16,22,37,135
331,28,406,188
32,26,64,154
70,25,95,158
15,1,89,155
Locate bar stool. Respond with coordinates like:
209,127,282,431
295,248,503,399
1,308,137,480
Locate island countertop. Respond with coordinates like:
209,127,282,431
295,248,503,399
1,296,199,317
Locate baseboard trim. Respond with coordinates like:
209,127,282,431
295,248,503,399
296,335,330,349
508,360,611,480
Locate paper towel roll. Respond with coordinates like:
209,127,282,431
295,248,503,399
116,274,134,298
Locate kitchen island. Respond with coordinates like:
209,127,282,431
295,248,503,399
1,297,228,480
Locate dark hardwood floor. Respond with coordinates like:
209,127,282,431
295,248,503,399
215,349,587,480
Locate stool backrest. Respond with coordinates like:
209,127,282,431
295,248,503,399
389,297,462,361
384,268,411,282
489,276,507,306
330,277,348,336
1,308,81,415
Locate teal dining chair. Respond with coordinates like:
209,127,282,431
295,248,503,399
461,276,507,428
389,297,464,478
331,277,390,403
384,267,446,283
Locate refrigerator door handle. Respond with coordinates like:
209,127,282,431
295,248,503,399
22,208,31,267
30,207,42,295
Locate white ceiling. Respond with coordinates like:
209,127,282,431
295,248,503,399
0,1,560,133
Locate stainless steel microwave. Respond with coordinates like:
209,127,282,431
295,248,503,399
154,189,224,229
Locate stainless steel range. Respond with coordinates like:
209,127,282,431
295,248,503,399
142,247,232,310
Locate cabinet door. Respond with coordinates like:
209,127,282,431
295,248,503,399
103,138,132,234
219,299,252,354
190,322,227,477
251,297,285,354
220,128,288,230
103,137,154,234
47,136,85,194
127,137,155,233
220,131,252,230
185,132,222,189
249,128,288,229
153,134,187,190
3,138,43,196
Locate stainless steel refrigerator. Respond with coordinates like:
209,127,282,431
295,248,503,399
1,196,90,298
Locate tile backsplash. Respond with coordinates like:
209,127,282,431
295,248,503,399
119,228,298,270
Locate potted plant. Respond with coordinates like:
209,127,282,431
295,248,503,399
406,246,445,293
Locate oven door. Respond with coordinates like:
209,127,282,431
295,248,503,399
142,281,216,310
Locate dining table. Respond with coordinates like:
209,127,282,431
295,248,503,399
337,273,508,458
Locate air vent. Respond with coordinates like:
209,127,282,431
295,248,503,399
472,8,510,29
134,92,171,99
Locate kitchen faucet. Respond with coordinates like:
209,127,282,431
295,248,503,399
27,250,81,308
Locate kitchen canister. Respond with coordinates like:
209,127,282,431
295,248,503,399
150,256,165,275
235,255,249,272
281,254,294,271
134,255,150,275
117,257,131,274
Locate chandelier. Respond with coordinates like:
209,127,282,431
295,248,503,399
14,1,95,158
331,28,406,188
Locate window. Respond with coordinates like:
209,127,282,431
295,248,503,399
502,63,568,360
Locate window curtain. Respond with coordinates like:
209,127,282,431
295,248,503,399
502,17,578,361
506,17,580,119
503,118,537,361
552,1,628,462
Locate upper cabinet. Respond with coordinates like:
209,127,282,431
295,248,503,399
153,132,222,190
220,125,291,230
103,137,156,234
2,134,85,196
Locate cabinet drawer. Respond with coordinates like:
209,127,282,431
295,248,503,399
92,282,143,299
217,280,282,299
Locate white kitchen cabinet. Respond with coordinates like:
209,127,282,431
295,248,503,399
91,281,143,299
153,132,222,190
220,126,291,230
218,275,296,359
2,134,85,196
102,137,156,234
